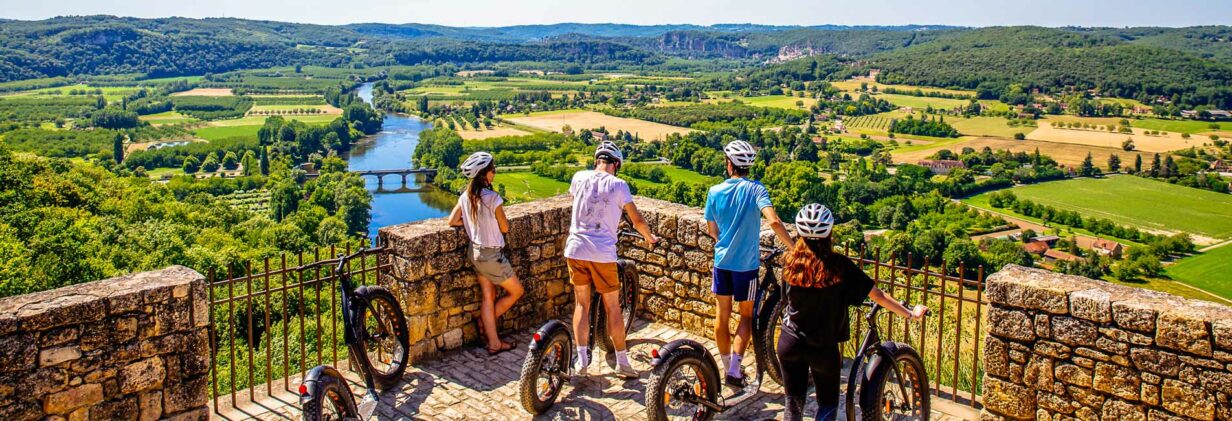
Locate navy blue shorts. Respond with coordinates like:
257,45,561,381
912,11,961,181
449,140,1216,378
712,268,759,302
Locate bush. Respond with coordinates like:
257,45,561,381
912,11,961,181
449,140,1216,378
1013,132,1025,140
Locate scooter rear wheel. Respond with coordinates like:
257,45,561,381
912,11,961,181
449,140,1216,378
646,347,720,421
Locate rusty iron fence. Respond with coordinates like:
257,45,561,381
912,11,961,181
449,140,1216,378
205,241,388,413
843,243,988,408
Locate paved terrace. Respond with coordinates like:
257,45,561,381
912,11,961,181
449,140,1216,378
217,321,977,420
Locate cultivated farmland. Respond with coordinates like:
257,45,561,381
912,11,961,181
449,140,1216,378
1028,120,1207,152
506,109,694,140
1167,245,1232,301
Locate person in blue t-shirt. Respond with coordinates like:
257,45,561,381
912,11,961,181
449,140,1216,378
703,140,793,388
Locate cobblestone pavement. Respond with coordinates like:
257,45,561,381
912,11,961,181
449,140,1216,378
215,321,977,420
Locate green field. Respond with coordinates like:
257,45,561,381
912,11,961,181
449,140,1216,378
2,84,140,101
1167,245,1232,301
140,111,197,125
1130,118,1228,134
967,176,1232,240
734,95,816,110
494,170,570,202
873,93,971,110
194,125,260,141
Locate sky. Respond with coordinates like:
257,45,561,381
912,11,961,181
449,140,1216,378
1,0,1230,28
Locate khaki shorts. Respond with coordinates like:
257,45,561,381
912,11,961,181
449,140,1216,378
566,258,620,294
469,246,515,284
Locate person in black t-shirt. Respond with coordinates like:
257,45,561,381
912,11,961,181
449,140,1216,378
778,204,928,421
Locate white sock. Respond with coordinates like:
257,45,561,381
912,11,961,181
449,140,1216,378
576,346,590,367
615,350,631,367
728,354,744,378
721,354,731,374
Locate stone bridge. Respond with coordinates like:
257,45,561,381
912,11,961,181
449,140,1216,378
2,196,1232,420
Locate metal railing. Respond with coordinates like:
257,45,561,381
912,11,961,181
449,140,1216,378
842,243,987,408
202,238,988,413
206,241,388,412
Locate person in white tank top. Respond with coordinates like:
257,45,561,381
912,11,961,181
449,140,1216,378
449,152,524,355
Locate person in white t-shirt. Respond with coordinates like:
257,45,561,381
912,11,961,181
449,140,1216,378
565,141,658,379
449,152,524,355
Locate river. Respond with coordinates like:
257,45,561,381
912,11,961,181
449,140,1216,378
350,83,454,239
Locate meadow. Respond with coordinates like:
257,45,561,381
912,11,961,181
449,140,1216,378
948,116,1034,138
966,176,1232,241
1166,245,1232,301
494,170,570,202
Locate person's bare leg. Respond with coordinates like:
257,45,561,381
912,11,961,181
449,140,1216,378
477,274,501,349
601,290,626,351
572,285,593,347
732,300,755,357
714,295,733,356
492,276,524,320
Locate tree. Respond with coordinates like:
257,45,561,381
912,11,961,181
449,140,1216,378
1079,153,1098,177
240,151,258,176
182,156,200,174
1013,132,1025,140
1134,154,1143,174
1150,153,1161,177
1122,139,1135,151
259,147,270,175
201,154,220,173
1163,155,1177,177
1107,154,1121,172
112,133,124,164
221,151,239,170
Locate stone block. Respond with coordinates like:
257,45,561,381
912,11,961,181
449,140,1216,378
1112,301,1157,333
40,326,80,348
1069,289,1111,323
983,376,1037,420
1037,391,1075,414
1093,362,1140,401
89,396,137,421
1124,348,1179,377
0,333,38,373
1161,379,1214,421
1213,319,1232,352
1034,340,1071,359
119,357,165,394
39,347,81,367
1054,364,1091,387
1023,355,1054,390
138,391,161,421
161,376,207,415
1068,385,1105,408
989,307,1036,342
1050,317,1097,347
1156,310,1212,356
43,383,103,415
1100,399,1145,421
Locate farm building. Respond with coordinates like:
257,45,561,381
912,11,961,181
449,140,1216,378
1043,249,1082,263
1022,241,1050,256
1092,239,1124,259
918,159,967,175
1032,235,1061,246
590,131,609,141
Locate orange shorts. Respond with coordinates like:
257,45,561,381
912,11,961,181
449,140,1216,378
566,258,620,294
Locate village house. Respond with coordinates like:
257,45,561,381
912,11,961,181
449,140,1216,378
590,131,609,142
1032,235,1060,246
1022,241,1050,256
1092,239,1124,259
1212,159,1231,173
1043,249,1082,263
917,159,967,175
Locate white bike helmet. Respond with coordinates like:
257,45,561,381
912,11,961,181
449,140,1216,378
594,141,624,163
724,140,757,168
795,203,834,239
459,152,494,179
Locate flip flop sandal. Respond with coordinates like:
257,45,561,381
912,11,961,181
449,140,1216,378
487,340,515,356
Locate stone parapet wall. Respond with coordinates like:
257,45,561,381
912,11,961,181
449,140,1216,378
981,265,1232,421
378,195,575,362
0,266,211,421
376,195,779,361
619,197,779,338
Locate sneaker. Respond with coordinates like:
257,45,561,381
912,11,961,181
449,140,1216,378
724,373,746,388
573,360,590,377
613,363,639,379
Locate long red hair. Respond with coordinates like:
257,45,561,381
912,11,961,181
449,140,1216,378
783,237,840,288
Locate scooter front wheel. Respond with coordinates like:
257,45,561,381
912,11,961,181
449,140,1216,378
646,347,720,421
302,371,359,421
